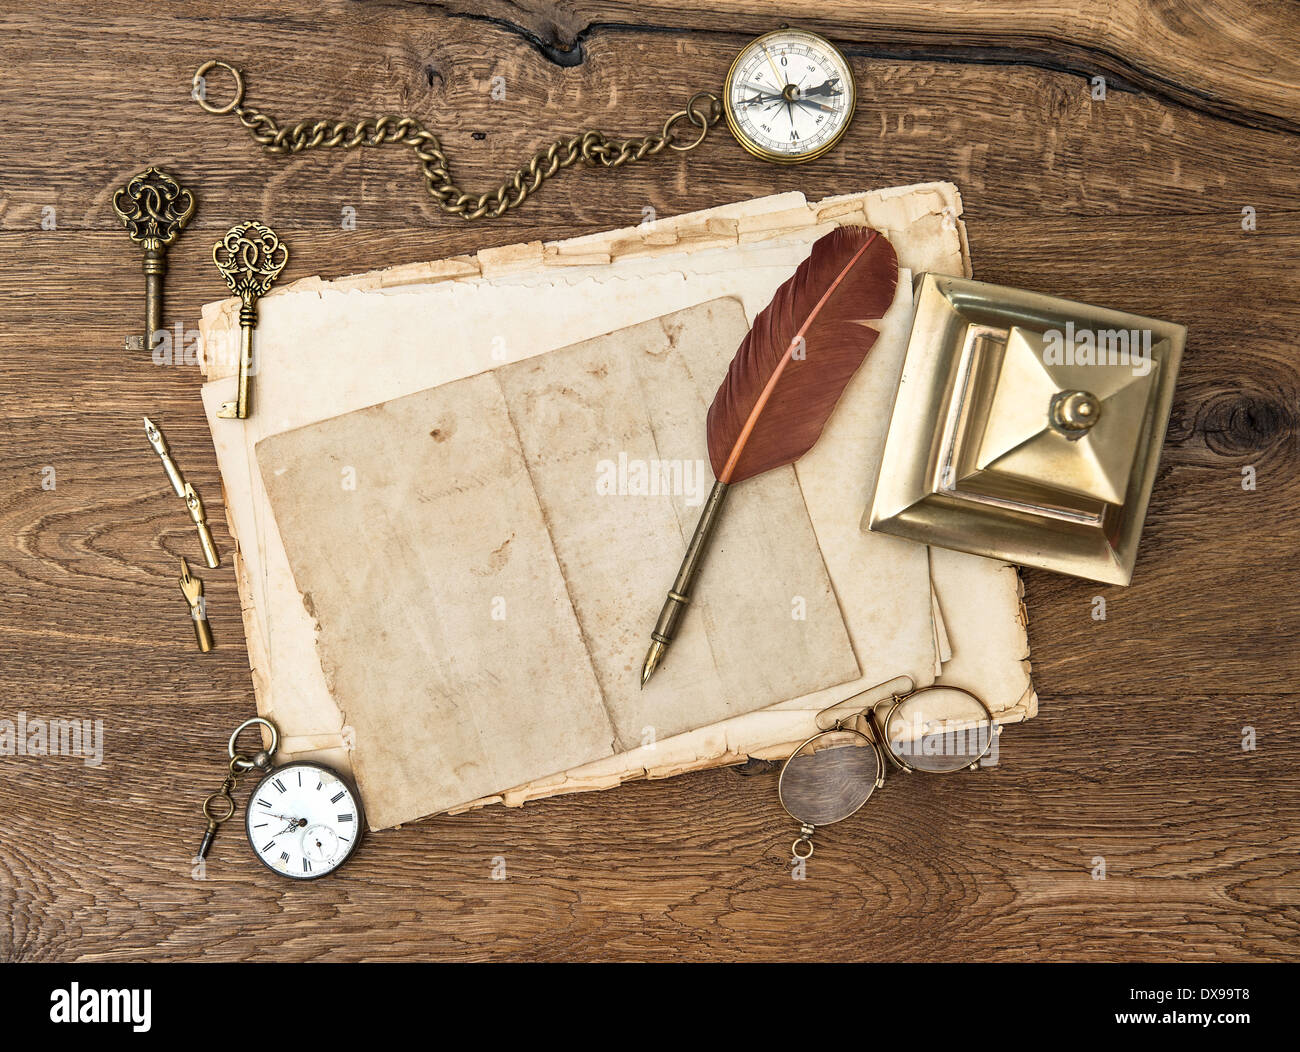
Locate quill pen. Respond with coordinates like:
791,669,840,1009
640,225,899,686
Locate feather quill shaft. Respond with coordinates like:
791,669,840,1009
641,226,898,686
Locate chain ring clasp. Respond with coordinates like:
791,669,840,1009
228,716,279,772
193,60,246,115
661,92,721,152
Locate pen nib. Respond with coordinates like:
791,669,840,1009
640,640,666,689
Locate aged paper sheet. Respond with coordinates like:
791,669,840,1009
200,185,1034,819
258,373,616,825
257,301,860,824
493,300,858,746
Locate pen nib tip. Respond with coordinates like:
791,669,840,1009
640,640,666,689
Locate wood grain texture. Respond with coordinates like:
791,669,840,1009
0,1,1297,962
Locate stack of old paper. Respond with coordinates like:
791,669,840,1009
199,183,1036,829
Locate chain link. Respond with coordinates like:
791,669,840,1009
202,759,241,825
197,64,721,221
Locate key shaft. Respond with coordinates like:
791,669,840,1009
198,821,217,860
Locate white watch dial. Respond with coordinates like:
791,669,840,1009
724,30,855,162
245,762,361,879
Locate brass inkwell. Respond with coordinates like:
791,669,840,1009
868,275,1185,585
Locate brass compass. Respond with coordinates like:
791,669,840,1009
722,29,855,164
191,28,857,220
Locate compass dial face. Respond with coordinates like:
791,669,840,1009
244,762,363,880
723,29,855,164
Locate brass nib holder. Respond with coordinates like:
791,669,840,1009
112,167,195,354
184,482,220,569
867,275,1185,585
179,557,214,653
213,221,288,419
143,415,187,498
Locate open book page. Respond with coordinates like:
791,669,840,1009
197,191,939,761
494,299,859,747
256,373,617,826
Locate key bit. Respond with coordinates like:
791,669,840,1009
112,167,195,356
198,822,218,860
179,556,215,653
183,482,220,569
143,416,187,498
212,221,287,420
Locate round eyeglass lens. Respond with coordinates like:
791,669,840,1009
779,729,880,827
884,687,994,773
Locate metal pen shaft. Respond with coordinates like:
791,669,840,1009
640,479,730,687
179,556,215,653
192,611,215,653
159,450,186,499
184,483,220,569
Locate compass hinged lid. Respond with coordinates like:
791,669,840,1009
867,274,1185,585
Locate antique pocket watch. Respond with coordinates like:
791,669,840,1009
198,717,364,880
192,28,857,220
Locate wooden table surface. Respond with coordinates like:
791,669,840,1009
1,1,1297,962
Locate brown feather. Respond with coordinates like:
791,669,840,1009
706,226,898,484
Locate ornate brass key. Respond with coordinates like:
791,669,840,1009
112,167,195,354
212,221,288,419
